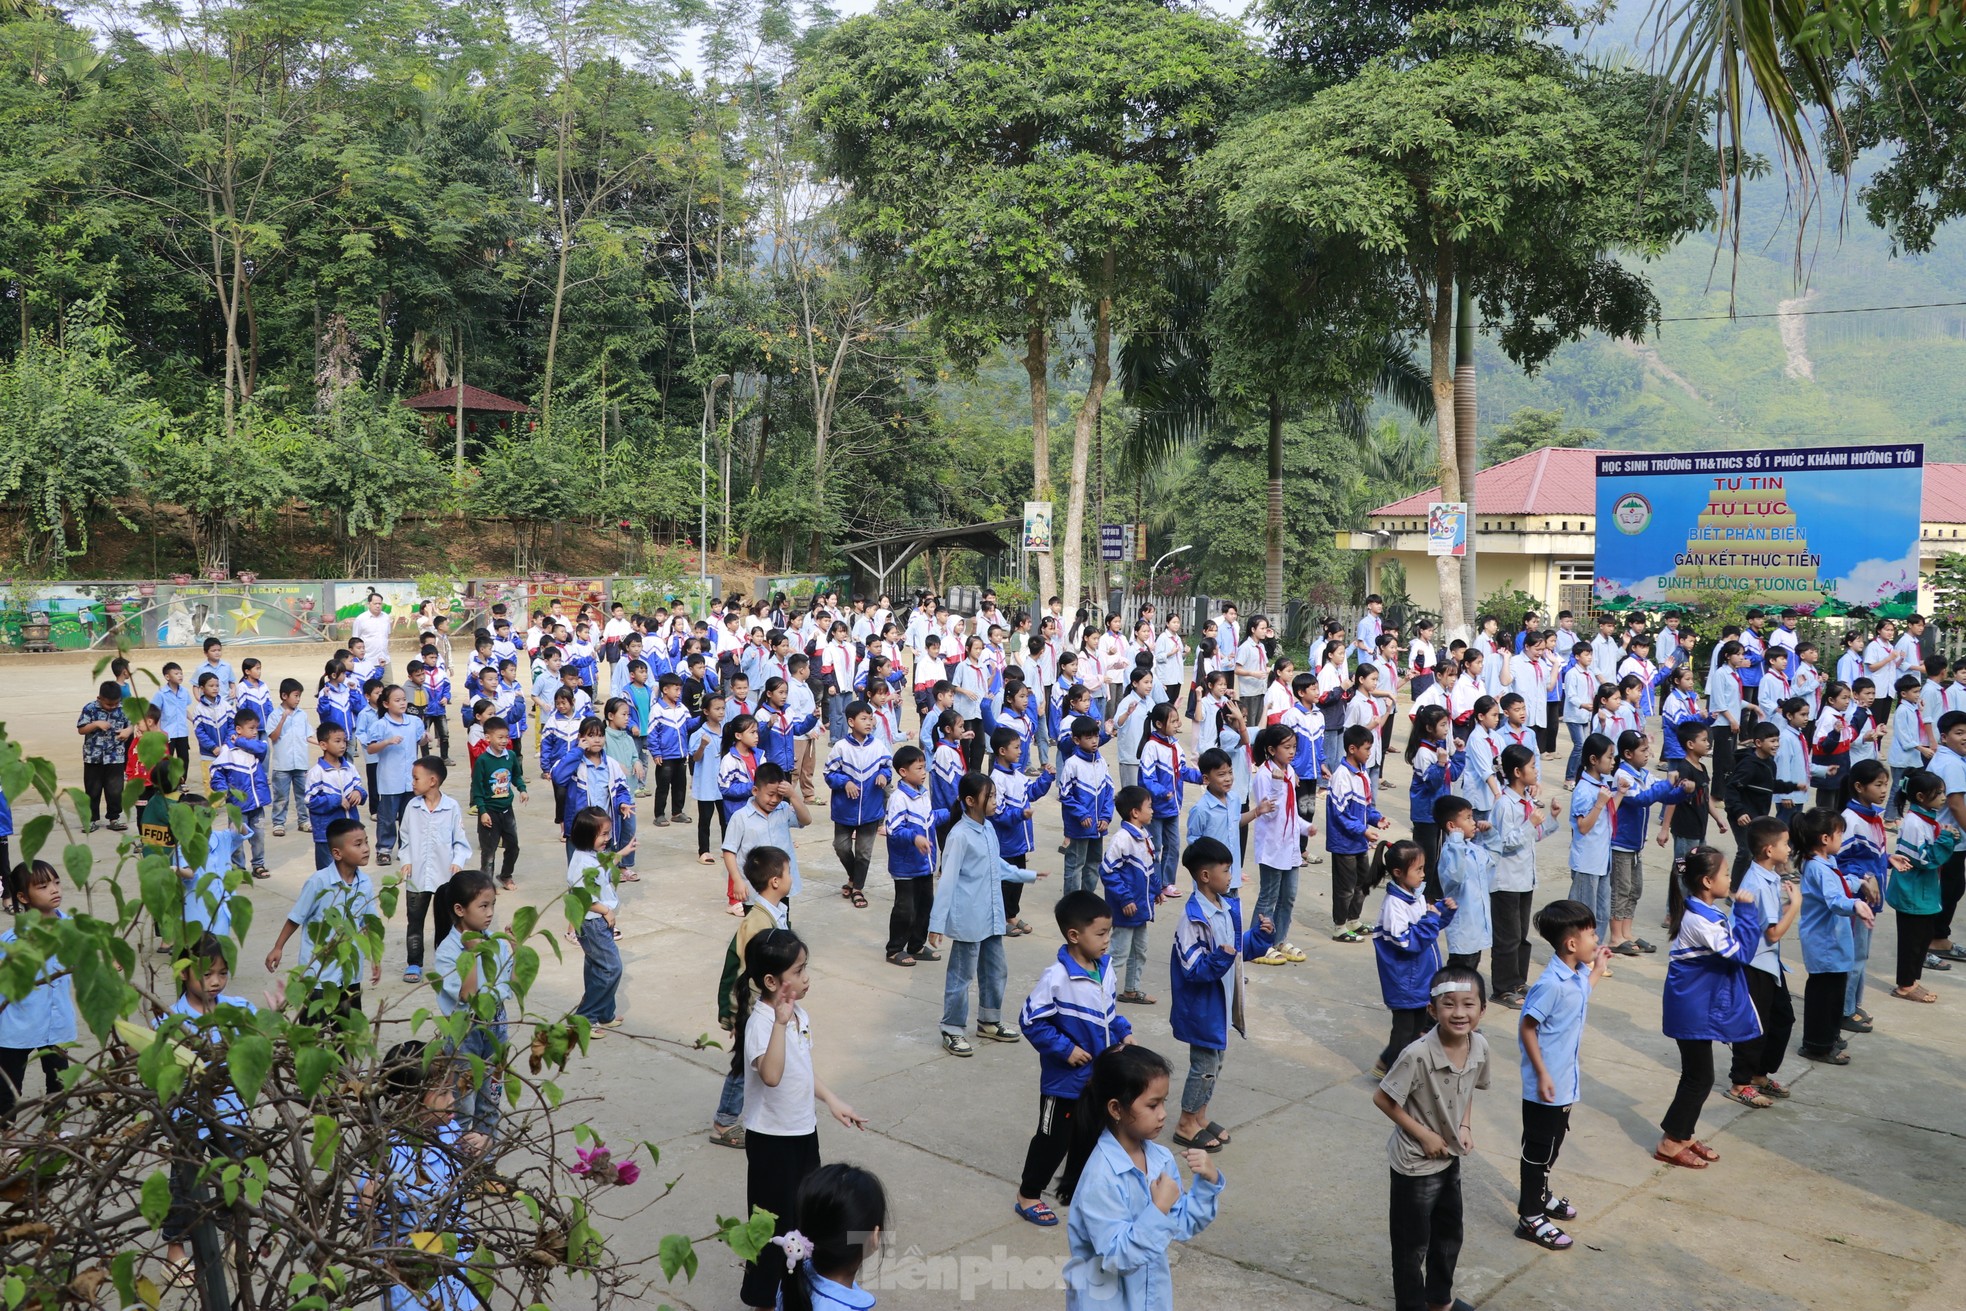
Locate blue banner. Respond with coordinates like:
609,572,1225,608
1593,444,1924,615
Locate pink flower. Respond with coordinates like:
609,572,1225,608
569,1143,639,1186
614,1161,640,1186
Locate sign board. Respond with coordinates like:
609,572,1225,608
1134,524,1148,563
1099,523,1126,561
1022,501,1053,553
1593,444,1924,615
1426,502,1467,558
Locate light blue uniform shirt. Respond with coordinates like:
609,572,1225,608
0,915,77,1048
1519,955,1590,1105
1932,745,1966,834
1064,1129,1223,1311
286,866,379,988
154,683,193,740
431,931,515,1018
722,798,806,898
928,815,1034,942
1438,833,1494,954
1797,854,1862,975
1184,790,1243,891
362,713,418,794
1567,774,1615,876
1740,862,1786,977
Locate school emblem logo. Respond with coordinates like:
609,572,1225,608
1612,493,1651,536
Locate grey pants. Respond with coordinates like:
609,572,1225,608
1610,848,1643,923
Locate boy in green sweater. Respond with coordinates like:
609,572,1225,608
471,715,528,888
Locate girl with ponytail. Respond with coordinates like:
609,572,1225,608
429,868,507,1142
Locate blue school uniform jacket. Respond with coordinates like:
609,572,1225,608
208,735,272,812
192,696,234,759
758,702,818,775
1373,883,1455,1010
1169,890,1272,1052
1058,744,1116,841
989,762,1054,858
550,752,632,840
1325,761,1384,855
1407,739,1465,828
1100,821,1159,929
885,780,944,879
1839,802,1890,903
930,738,966,817
304,755,367,829
1608,762,1682,850
1662,898,1763,1042
1138,733,1203,822
824,732,891,826
646,699,694,760
1020,945,1133,1098
718,747,758,818
1798,854,1865,974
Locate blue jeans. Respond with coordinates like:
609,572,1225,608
1569,869,1611,937
1255,862,1299,945
828,689,849,741
242,810,266,869
1063,837,1104,895
1564,722,1587,783
1182,1044,1222,1114
1148,815,1180,891
1035,721,1054,769
313,838,332,872
1847,915,1873,1016
713,1064,745,1128
615,810,637,871
456,1009,508,1138
270,768,307,829
1110,923,1150,994
1887,766,1911,821
940,936,1008,1034
375,791,408,856
576,916,622,1023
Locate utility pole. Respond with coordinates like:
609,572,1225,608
1455,279,1479,626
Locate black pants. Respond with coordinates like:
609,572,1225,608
1801,971,1847,1054
1935,851,1966,943
834,822,877,891
741,1129,821,1309
1379,1007,1430,1070
1390,1161,1463,1311
963,718,986,771
1447,950,1483,973
1660,1038,1713,1141
1332,851,1369,926
1003,853,1027,922
366,762,379,818
697,800,727,856
552,780,569,826
1413,822,1441,901
429,716,451,760
163,1126,244,1242
1537,715,1559,755
83,760,123,823
479,807,519,879
169,736,190,767
1019,1093,1076,1200
1491,890,1535,997
1728,966,1794,1084
1517,1099,1571,1218
0,1046,71,1125
404,889,432,970
887,877,933,956
1897,909,1940,987
1711,725,1737,805
652,758,688,818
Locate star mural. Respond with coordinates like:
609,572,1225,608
229,598,267,635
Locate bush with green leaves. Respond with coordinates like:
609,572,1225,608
0,705,769,1311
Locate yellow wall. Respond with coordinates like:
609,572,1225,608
1368,549,1566,616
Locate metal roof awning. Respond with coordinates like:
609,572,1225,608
837,519,1019,595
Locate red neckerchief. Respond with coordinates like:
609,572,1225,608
1152,731,1182,775
734,747,757,779
1346,759,1372,806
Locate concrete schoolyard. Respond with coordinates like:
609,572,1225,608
9,645,1964,1310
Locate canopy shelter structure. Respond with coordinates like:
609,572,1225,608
838,519,1019,598
400,384,529,433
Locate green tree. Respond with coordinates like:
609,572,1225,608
1201,0,1717,635
472,423,586,570
146,402,305,573
1481,406,1598,467
800,0,1255,608
304,349,448,578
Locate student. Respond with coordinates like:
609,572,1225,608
1707,640,1747,797
355,1039,485,1311
398,757,472,984
76,681,136,832
1925,709,1966,967
928,772,1037,1056
1660,722,1727,862
1110,666,1156,788
1566,733,1622,970
1887,672,1934,822
1836,758,1890,1029
1727,723,1804,879
304,723,367,873
1374,963,1490,1311
1366,838,1457,1084
361,685,418,866
1723,817,1801,1108
207,704,272,878
264,818,382,1016
429,869,512,1141
553,716,635,863
190,671,233,791
824,700,890,910
1015,889,1133,1225
0,860,75,1125
1808,683,1855,808
177,792,242,941
194,636,236,700
1248,724,1311,966
1059,716,1116,898
1795,807,1875,1064
1138,702,1202,897
690,693,730,866
1325,724,1389,943
1514,899,1608,1250
1655,846,1760,1170
989,726,1054,938
777,1164,887,1311
1405,706,1464,899
723,760,811,913
881,745,944,965
266,679,314,838
156,932,257,1278
1058,1045,1222,1309
1345,663,1389,791
602,699,648,862
1437,796,1493,973
566,806,627,1031
468,715,526,889
1169,835,1273,1155
1100,784,1163,1006
125,699,163,800
1606,729,1691,957
1889,769,1956,1003
737,929,867,1310
710,846,795,1149
1658,663,1707,766
155,662,194,768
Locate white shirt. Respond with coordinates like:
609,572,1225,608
350,609,394,667
742,1001,815,1136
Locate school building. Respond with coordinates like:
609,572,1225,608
1340,446,1966,618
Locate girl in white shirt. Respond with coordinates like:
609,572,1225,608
1262,656,1295,725
739,928,867,1309
1249,724,1312,966
1344,664,1388,790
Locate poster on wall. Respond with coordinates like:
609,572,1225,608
154,584,328,646
1022,501,1053,553
1593,444,1924,616
1427,502,1467,558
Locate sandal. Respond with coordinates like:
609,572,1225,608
162,1260,196,1290
849,889,868,909
1723,1084,1773,1109
1690,1140,1720,1161
1893,984,1939,1003
1013,1200,1060,1227
886,952,916,967
618,872,641,882
708,1123,745,1149
1171,1124,1228,1153
1840,1013,1873,1033
1514,1215,1574,1250
1851,1007,1873,1024
1542,1195,1578,1222
1798,1046,1851,1065
1755,1077,1791,1099
1653,1143,1710,1169
841,882,856,901
1116,991,1156,1005
697,853,715,865
1205,1120,1233,1146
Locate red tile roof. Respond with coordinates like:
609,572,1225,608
1371,447,1966,523
399,384,529,413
